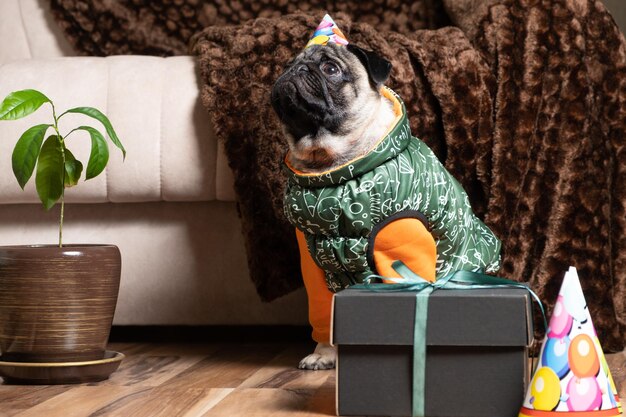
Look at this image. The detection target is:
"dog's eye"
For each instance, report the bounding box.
[320,62,341,76]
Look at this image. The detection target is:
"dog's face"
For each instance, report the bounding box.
[271,43,392,170]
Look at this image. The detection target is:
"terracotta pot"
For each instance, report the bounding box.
[0,245,121,363]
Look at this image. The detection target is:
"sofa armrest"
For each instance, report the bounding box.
[0,55,235,204]
[0,0,74,64]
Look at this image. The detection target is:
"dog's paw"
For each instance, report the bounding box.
[298,342,336,370]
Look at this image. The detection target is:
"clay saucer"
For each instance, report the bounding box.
[0,350,124,385]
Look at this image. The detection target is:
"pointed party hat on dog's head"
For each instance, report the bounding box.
[305,14,349,49]
[519,267,623,416]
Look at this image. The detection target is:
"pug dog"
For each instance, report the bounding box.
[271,42,395,370]
[271,24,501,372]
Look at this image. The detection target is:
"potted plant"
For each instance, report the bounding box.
[0,89,126,384]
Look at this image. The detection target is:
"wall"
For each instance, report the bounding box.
[603,0,626,34]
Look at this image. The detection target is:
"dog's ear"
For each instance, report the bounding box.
[347,44,392,87]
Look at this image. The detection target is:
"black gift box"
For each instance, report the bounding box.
[332,288,534,417]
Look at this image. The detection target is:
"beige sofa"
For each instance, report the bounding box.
[0,0,308,326]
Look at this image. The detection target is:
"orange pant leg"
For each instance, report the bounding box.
[297,218,436,344]
[296,229,334,344]
[371,218,437,283]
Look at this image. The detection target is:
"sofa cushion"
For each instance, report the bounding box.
[0,56,224,203]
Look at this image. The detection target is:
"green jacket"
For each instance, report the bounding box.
[284,89,501,292]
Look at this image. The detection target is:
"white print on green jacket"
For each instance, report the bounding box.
[284,88,501,292]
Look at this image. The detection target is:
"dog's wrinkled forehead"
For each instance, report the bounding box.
[290,44,365,77]
[299,43,347,61]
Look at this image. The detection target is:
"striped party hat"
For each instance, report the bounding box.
[305,14,348,49]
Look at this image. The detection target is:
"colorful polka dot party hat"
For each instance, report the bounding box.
[519,267,622,417]
[305,14,348,49]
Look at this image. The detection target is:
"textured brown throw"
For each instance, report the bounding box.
[49,0,626,351]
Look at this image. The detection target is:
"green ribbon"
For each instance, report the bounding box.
[350,261,546,417]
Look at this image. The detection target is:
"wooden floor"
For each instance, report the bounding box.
[0,342,624,417]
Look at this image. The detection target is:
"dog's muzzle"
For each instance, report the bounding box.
[271,68,328,140]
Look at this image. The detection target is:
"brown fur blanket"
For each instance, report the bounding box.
[49,0,626,350]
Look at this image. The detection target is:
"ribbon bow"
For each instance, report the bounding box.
[350,261,546,417]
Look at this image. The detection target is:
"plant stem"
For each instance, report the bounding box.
[51,102,65,248]
[59,190,64,248]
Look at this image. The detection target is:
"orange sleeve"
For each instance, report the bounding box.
[296,229,333,344]
[371,218,437,283]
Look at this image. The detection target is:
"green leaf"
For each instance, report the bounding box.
[35,136,64,210]
[63,107,125,159]
[73,126,109,180]
[11,124,50,189]
[0,89,50,120]
[63,148,83,187]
